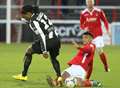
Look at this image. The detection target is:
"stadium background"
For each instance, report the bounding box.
[0,0,120,88]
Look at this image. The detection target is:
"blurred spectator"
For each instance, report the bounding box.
[0,0,6,5]
[50,0,68,18]
[0,0,6,19]
[96,0,100,5]
[76,0,85,5]
[50,0,62,18]
[0,0,6,42]
[50,0,57,18]
[61,0,68,15]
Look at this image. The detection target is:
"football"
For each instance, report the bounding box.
[65,77,77,88]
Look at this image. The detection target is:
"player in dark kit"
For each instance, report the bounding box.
[13,5,62,83]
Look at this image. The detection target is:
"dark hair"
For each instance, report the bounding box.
[82,32,94,38]
[21,5,39,14]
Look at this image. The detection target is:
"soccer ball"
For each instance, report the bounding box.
[65,77,77,88]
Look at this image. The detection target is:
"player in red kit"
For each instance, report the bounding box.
[46,31,102,87]
[67,33,95,80]
[80,0,110,73]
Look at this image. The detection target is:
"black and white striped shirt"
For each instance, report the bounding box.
[22,12,58,53]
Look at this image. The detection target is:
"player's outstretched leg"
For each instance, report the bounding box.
[91,80,103,87]
[46,76,57,87]
[77,79,102,87]
[13,46,33,81]
[46,75,64,87]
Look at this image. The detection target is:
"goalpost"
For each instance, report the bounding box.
[6,0,11,44]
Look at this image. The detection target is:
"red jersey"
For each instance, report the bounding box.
[68,43,96,72]
[80,7,109,38]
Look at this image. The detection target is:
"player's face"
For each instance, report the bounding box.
[21,12,32,21]
[82,35,90,44]
[86,0,94,9]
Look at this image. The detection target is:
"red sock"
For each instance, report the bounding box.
[100,53,109,71]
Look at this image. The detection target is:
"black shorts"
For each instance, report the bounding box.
[32,37,61,57]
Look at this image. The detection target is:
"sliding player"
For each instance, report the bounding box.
[47,31,102,87]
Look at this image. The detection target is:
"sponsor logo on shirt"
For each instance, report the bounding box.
[86,18,97,22]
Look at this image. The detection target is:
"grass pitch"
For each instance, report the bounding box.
[0,43,120,88]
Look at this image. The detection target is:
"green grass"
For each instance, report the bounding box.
[0,43,120,88]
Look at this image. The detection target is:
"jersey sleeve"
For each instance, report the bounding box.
[81,44,95,56]
[30,20,47,53]
[80,12,86,30]
[81,45,92,54]
[100,10,109,32]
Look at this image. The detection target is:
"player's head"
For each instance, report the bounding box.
[86,0,95,9]
[20,5,39,20]
[82,31,93,44]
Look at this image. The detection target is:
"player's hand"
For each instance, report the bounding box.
[72,39,82,49]
[16,15,22,20]
[72,40,79,48]
[107,31,112,38]
[43,51,49,59]
[71,39,76,45]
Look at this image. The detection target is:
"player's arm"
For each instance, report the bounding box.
[31,21,48,58]
[72,40,83,49]
[80,12,87,30]
[100,10,110,34]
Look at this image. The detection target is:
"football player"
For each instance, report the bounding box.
[47,31,102,87]
[13,5,62,83]
[80,0,110,74]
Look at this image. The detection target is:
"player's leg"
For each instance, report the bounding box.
[49,49,62,86]
[21,40,43,77]
[48,38,61,77]
[13,40,42,80]
[97,47,110,72]
[46,72,101,87]
[22,45,33,76]
[46,69,70,87]
[22,39,43,76]
[49,50,61,77]
[61,67,95,87]
[62,65,87,85]
[61,71,70,81]
[76,78,102,87]
[48,37,62,85]
[92,36,109,72]
[13,45,33,81]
